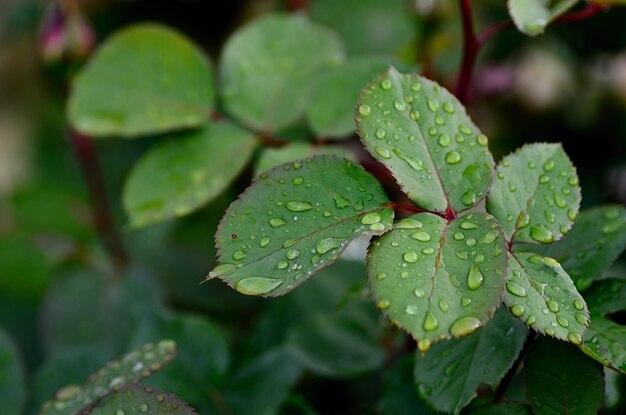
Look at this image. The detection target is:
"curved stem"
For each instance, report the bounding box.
[456,0,478,104]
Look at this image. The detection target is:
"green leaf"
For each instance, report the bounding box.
[525,338,604,415]
[0,329,25,415]
[468,403,532,415]
[414,308,527,414]
[356,67,494,213]
[487,143,581,244]
[255,142,353,176]
[123,120,256,227]
[367,212,507,350]
[525,205,626,290]
[508,0,581,36]
[310,0,417,57]
[579,279,626,374]
[503,252,589,343]
[40,339,177,415]
[306,57,391,138]
[219,14,344,133]
[68,24,214,138]
[88,384,198,415]
[379,356,437,415]
[211,155,394,297]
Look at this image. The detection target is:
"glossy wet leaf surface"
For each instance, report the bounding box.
[220,13,344,133]
[367,212,507,350]
[487,143,581,244]
[508,0,581,36]
[579,279,626,374]
[503,252,588,343]
[123,121,256,227]
[0,329,25,415]
[68,24,214,137]
[212,155,393,297]
[525,338,604,415]
[88,384,198,415]
[40,339,176,415]
[356,67,494,213]
[414,308,527,414]
[526,205,626,290]
[307,57,391,138]
[254,142,353,176]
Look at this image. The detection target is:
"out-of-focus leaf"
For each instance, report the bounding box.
[468,402,533,415]
[220,14,344,133]
[508,0,581,36]
[123,120,256,227]
[211,156,393,297]
[414,308,527,414]
[379,355,437,415]
[0,328,25,415]
[255,143,353,176]
[88,384,198,415]
[69,24,214,138]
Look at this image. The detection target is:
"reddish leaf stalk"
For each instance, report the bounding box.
[69,130,129,272]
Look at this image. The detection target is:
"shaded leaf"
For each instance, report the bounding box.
[220,14,344,132]
[379,356,437,415]
[40,340,177,415]
[367,212,507,350]
[526,205,626,290]
[525,338,604,415]
[580,279,626,374]
[503,252,589,343]
[88,384,198,414]
[306,57,391,138]
[123,120,256,227]
[468,402,532,415]
[255,143,353,176]
[508,0,580,36]
[414,308,527,414]
[211,156,394,297]
[0,328,25,415]
[356,67,494,213]
[487,143,581,244]
[69,24,214,137]
[310,0,417,57]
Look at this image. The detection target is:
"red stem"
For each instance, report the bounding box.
[286,0,308,12]
[555,3,606,23]
[69,130,129,272]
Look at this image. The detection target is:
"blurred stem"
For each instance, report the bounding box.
[286,0,308,12]
[69,130,129,273]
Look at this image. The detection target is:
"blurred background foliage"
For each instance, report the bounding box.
[0,0,625,414]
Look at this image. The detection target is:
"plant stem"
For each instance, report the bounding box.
[286,0,308,12]
[555,3,606,23]
[493,332,537,403]
[456,0,478,104]
[69,130,129,272]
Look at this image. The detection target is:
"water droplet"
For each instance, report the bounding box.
[393,148,424,170]
[260,237,271,247]
[465,238,477,246]
[140,403,149,412]
[236,277,283,295]
[210,263,238,277]
[414,287,425,297]
[443,102,455,114]
[460,221,478,230]
[439,299,449,313]
[269,218,287,228]
[394,100,407,111]
[410,231,431,242]
[476,134,488,146]
[116,410,125,415]
[334,193,351,209]
[409,109,420,121]
[358,104,371,116]
[370,223,386,231]
[405,304,418,315]
[422,247,435,255]
[445,151,462,165]
[376,272,386,280]
[567,332,582,345]
[506,281,528,297]
[286,201,313,212]
[287,249,300,260]
[277,261,289,269]
[403,251,419,263]
[574,299,584,311]
[467,265,484,290]
[395,218,423,229]
[557,317,569,327]
[543,159,555,172]
[454,232,464,240]
[317,238,340,254]
[530,225,554,243]
[575,313,587,325]
[544,210,556,224]
[378,299,390,309]
[527,315,536,325]
[375,146,391,159]
[417,338,431,352]
[361,212,381,225]
[510,304,525,317]
[450,316,481,336]
[292,176,304,186]
[233,250,246,261]
[424,312,438,331]
[461,190,476,207]
[438,134,451,147]
[547,300,560,313]
[461,297,472,307]
[380,79,392,90]
[539,174,550,184]
[426,97,439,112]
[375,128,386,139]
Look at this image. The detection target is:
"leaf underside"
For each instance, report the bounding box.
[508,0,581,36]
[212,155,394,297]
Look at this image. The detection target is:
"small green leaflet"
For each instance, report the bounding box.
[508,0,581,36]
[211,156,394,297]
[503,252,588,344]
[0,329,25,415]
[88,384,198,415]
[367,212,507,350]
[40,340,177,415]
[414,308,527,414]
[123,121,256,227]
[219,13,344,133]
[580,279,626,374]
[487,143,581,244]
[525,338,604,415]
[526,205,626,290]
[356,67,494,214]
[68,24,214,138]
